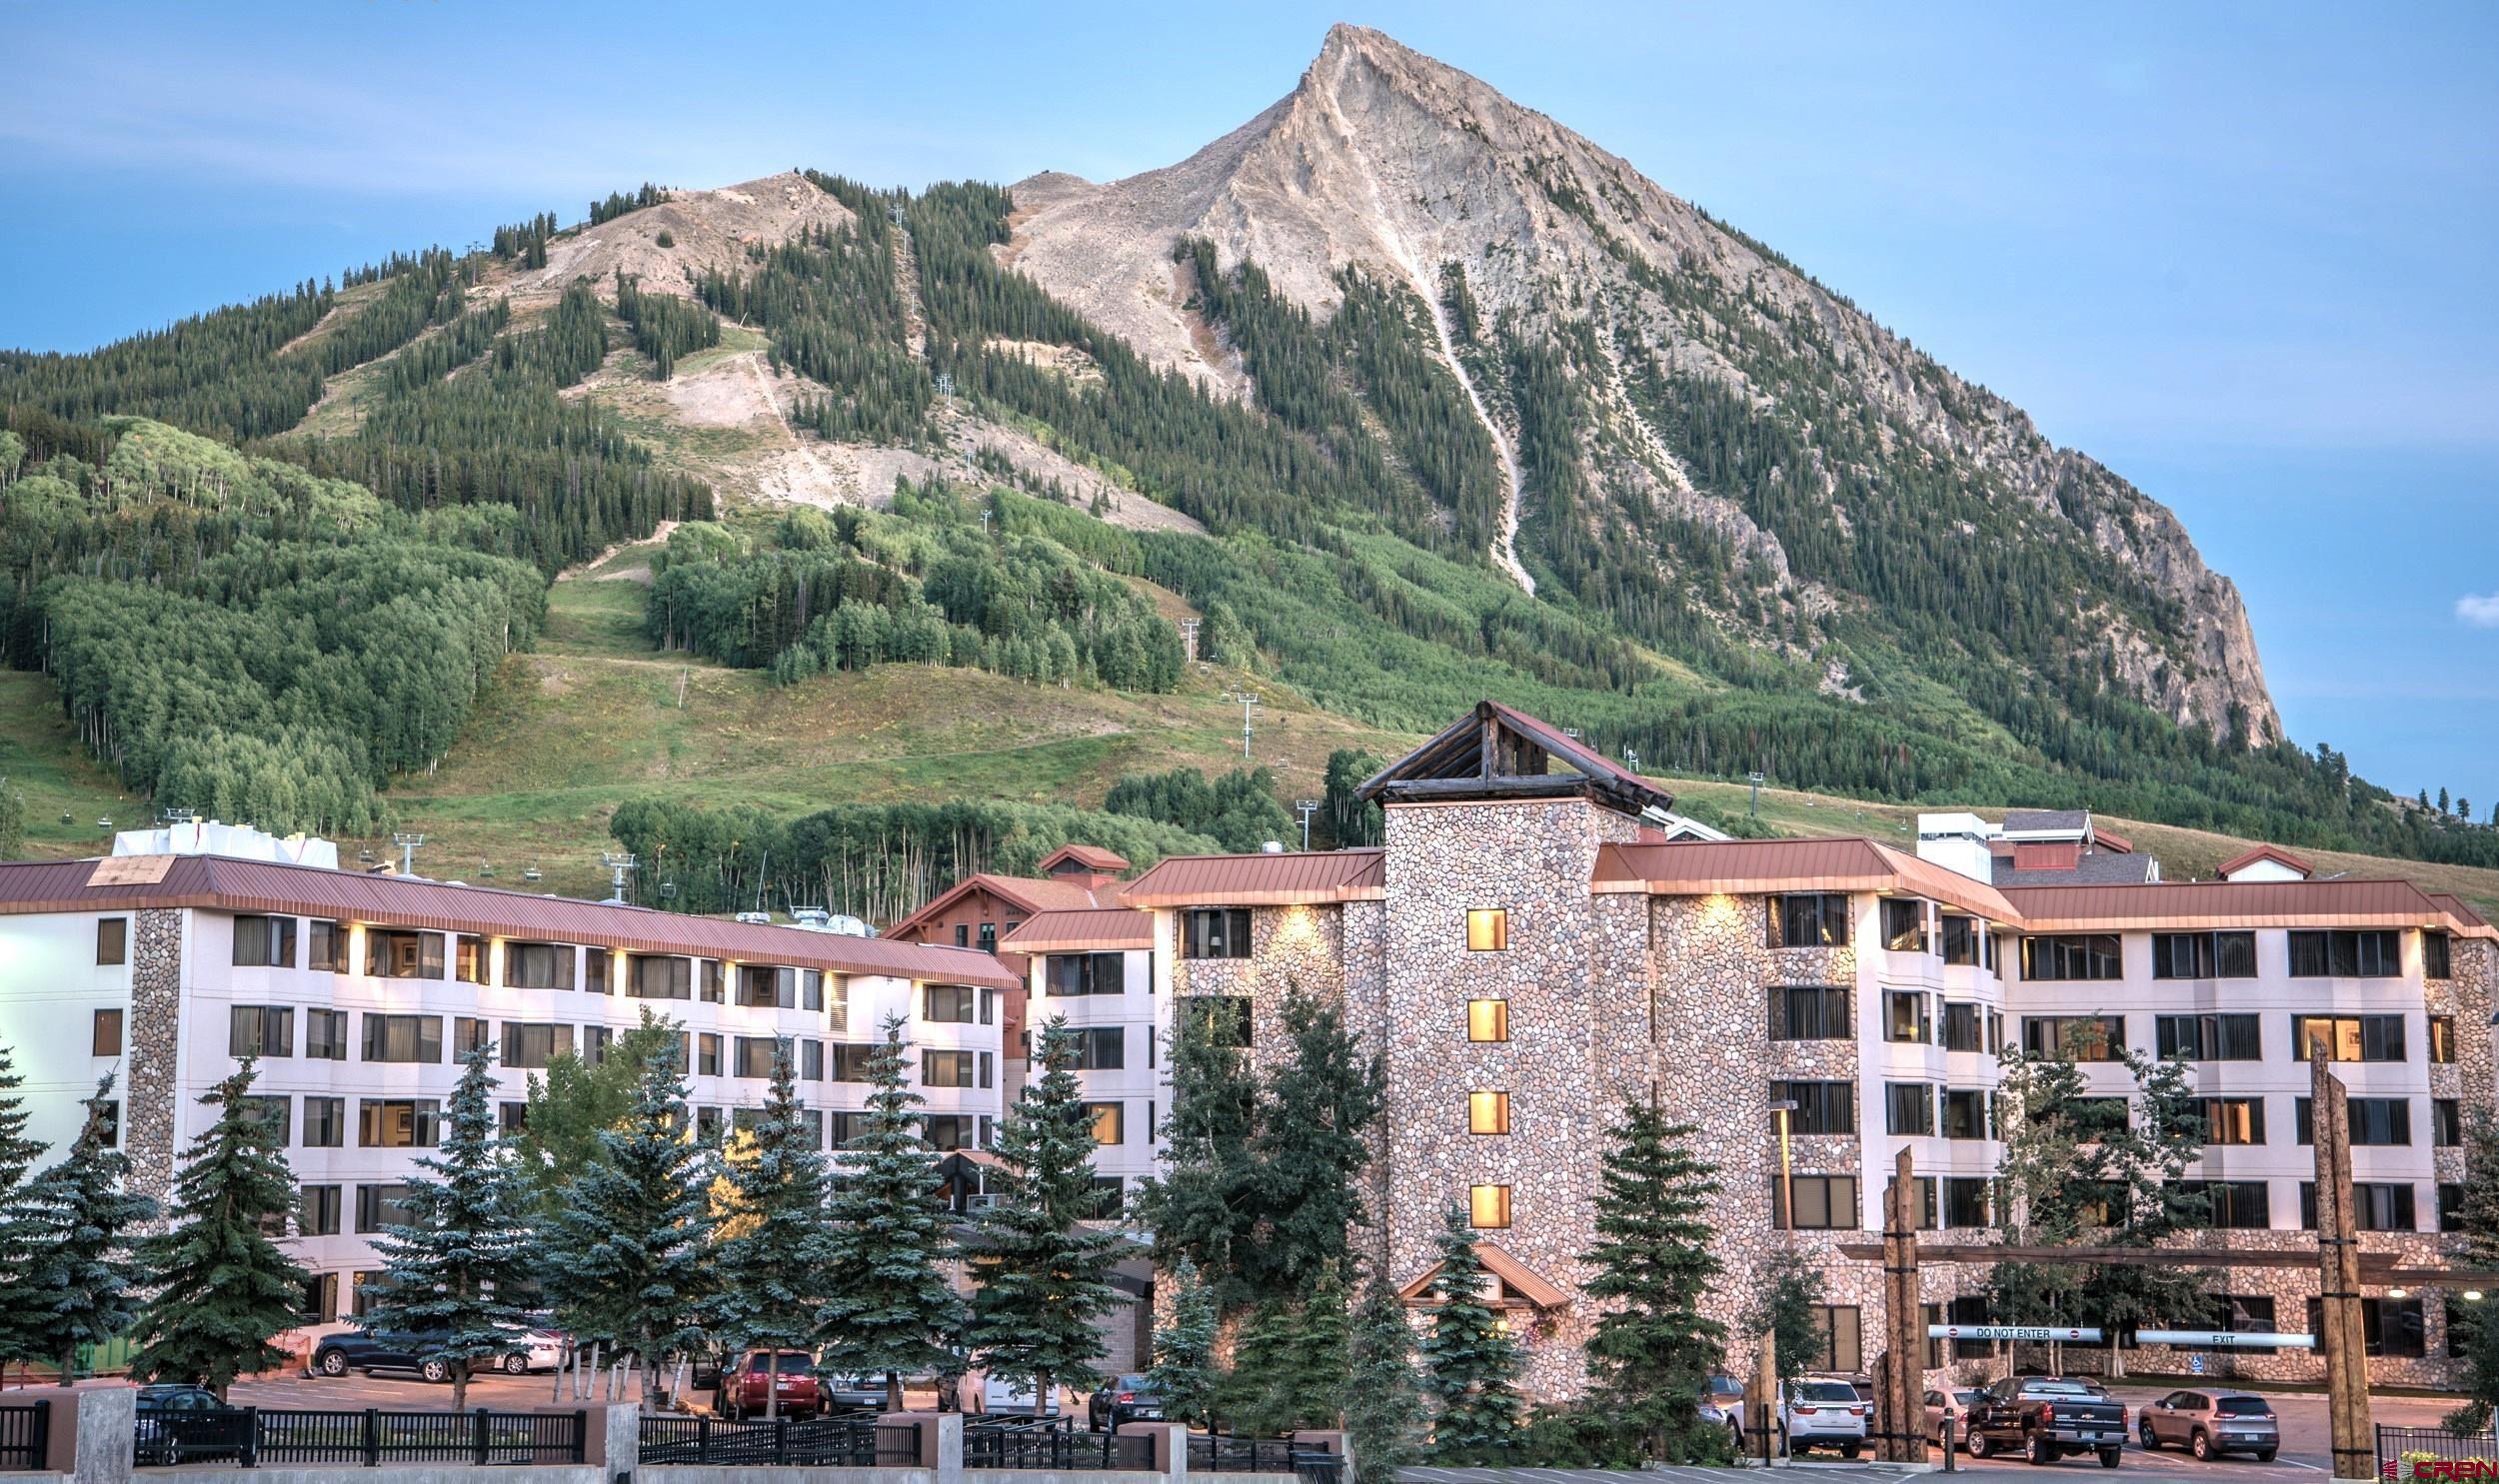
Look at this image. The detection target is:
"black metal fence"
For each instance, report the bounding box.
[0,1403,48,1472]
[2377,1425,2499,1478]
[638,1414,923,1467]
[965,1416,1155,1470]
[1189,1435,1298,1473]
[133,1407,586,1468]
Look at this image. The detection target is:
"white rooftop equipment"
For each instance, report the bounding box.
[111,819,339,870]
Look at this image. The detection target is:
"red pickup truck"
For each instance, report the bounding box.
[715,1350,823,1419]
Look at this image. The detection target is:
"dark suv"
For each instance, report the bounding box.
[309,1328,515,1382]
[1088,1376,1164,1430]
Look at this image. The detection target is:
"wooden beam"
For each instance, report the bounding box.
[2316,1052,2373,1481]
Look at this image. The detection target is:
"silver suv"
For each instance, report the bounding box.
[2139,1388,2280,1461]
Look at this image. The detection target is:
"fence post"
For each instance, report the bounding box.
[696,1414,711,1464]
[241,1404,259,1468]
[775,1414,790,1466]
[473,1407,490,1467]
[362,1408,380,1469]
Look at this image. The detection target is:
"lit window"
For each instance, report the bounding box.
[1469,1091,1510,1135]
[1465,909,1508,952]
[1469,1183,1512,1229]
[1467,999,1509,1043]
[1085,1102,1126,1145]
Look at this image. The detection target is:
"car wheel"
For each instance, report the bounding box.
[1842,1443,1863,1460]
[2140,1420,2160,1450]
[2192,1430,2213,1461]
[1970,1432,1994,1460]
[2257,1451,2277,1463]
[2025,1431,2051,1465]
[420,1358,451,1384]
[503,1352,530,1374]
[2099,1448,2122,1469]
[317,1349,348,1377]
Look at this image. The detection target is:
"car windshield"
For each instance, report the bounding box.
[1119,1376,1152,1390]
[2215,1398,2273,1417]
[1797,1382,1857,1402]
[1708,1377,1744,1396]
[749,1354,814,1373]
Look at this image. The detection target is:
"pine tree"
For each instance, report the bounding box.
[1989,1027,2108,1366]
[1146,1255,1220,1428]
[547,1022,713,1397]
[2096,1046,2211,1372]
[1132,1001,1259,1310]
[20,1073,156,1384]
[1344,1273,1427,1484]
[2444,1109,2499,1430]
[0,1040,50,1374]
[968,1018,1124,1413]
[818,1016,960,1411]
[1743,1247,1822,1388]
[128,1058,312,1397]
[1246,990,1383,1297]
[360,1041,533,1410]
[1578,1101,1725,1461]
[712,1041,837,1418]
[1417,1206,1521,1462]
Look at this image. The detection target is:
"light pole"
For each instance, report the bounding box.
[1768,1097,1797,1228]
[1294,798,1318,851]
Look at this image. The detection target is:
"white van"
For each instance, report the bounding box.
[981,1374,1062,1416]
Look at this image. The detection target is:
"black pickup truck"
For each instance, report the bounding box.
[1965,1376,2128,1467]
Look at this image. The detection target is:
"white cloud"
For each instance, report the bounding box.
[2459,594,2499,629]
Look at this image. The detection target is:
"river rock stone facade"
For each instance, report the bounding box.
[124,906,185,1208]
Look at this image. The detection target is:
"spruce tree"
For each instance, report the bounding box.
[1578,1101,1724,1461]
[1146,1255,1220,1428]
[547,1022,713,1398]
[1132,1000,1259,1310]
[1247,990,1383,1297]
[713,1041,835,1417]
[0,1040,50,1375]
[360,1041,533,1410]
[1743,1247,1822,1388]
[1344,1273,1427,1484]
[129,1058,312,1398]
[21,1073,156,1384]
[968,1018,1124,1414]
[2444,1109,2499,1430]
[818,1017,960,1411]
[1417,1206,1521,1462]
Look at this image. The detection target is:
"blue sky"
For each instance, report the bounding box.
[4,0,2493,813]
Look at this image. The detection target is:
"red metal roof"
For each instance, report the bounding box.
[1039,844,1131,872]
[1593,837,2019,920]
[999,907,1155,952]
[2215,843,2316,879]
[885,871,1109,940]
[0,855,1018,987]
[1120,848,1385,907]
[2002,877,2450,931]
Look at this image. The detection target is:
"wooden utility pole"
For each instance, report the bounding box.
[2312,1050,2374,1480]
[1750,1328,1779,1466]
[1880,1149,1928,1463]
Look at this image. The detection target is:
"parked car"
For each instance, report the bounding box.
[716,1349,824,1420]
[133,1385,248,1466]
[820,1372,895,1411]
[1781,1377,1867,1458]
[1924,1387,1985,1451]
[1089,1375,1164,1431]
[2139,1388,2279,1462]
[983,1373,1061,1416]
[1965,1375,2127,1467]
[1701,1374,1748,1443]
[308,1326,536,1381]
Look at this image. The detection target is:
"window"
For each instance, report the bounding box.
[733,1036,784,1079]
[2301,1181,2419,1232]
[305,919,342,972]
[1072,1027,1126,1070]
[1468,1091,1510,1135]
[2289,929,2401,978]
[499,1102,527,1135]
[232,914,297,968]
[925,984,978,1023]
[2202,1098,2265,1145]
[238,1094,290,1144]
[1806,1306,1863,1373]
[2020,934,2122,980]
[455,934,486,984]
[953,924,969,948]
[229,1005,293,1058]
[1047,953,1126,996]
[830,1043,875,1081]
[449,1016,486,1058]
[2293,1014,2406,1062]
[1883,898,1928,952]
[2213,1295,2279,1351]
[1767,893,1849,948]
[1463,907,1509,952]
[926,1050,978,1087]
[694,1033,721,1077]
[305,1008,347,1060]
[978,923,997,953]
[1943,1177,1991,1228]
[300,1185,341,1236]
[1885,1082,1935,1135]
[980,987,996,1025]
[701,959,724,1003]
[2072,1097,2131,1138]
[2425,931,2455,980]
[358,1099,441,1148]
[91,1008,122,1056]
[1941,915,1980,965]
[629,954,691,999]
[1085,1102,1125,1145]
[1774,1174,1860,1230]
[2431,1016,2457,1064]
[739,964,798,1009]
[2151,931,2257,979]
[2305,1296,2425,1357]
[2437,1099,2463,1147]
[826,976,851,1035]
[828,1110,870,1149]
[2443,1184,2469,1233]
[501,1023,571,1069]
[303,1097,345,1148]
[355,1184,413,1234]
[585,950,610,994]
[505,941,573,989]
[1768,985,1850,1040]
[1189,996,1253,1048]
[1772,1080,1855,1135]
[801,1040,825,1081]
[366,929,444,979]
[1884,991,1932,1044]
[1467,999,1510,1042]
[693,1106,723,1142]
[1941,1002,1981,1052]
[2187,1180,2272,1229]
[2292,1096,2410,1146]
[924,1114,976,1149]
[2156,1013,2261,1061]
[96,916,128,965]
[1468,1183,1512,1229]
[1942,1089,1990,1140]
[2020,1015,2124,1060]
[1183,907,1252,959]
[360,1013,441,1063]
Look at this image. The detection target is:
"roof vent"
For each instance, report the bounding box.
[1260,840,1285,853]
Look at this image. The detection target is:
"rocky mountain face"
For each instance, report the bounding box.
[1009,24,2276,743]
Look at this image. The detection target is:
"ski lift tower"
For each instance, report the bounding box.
[1223,691,1261,761]
[391,832,426,876]
[1294,798,1319,851]
[600,851,639,905]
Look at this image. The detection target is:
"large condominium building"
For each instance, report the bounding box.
[0,837,1018,1326]
[1002,703,2499,1395]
